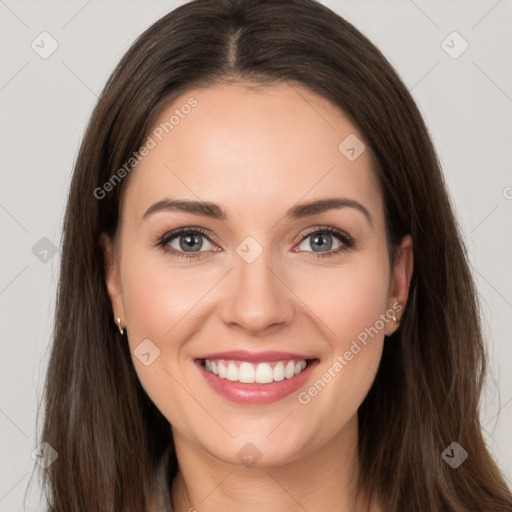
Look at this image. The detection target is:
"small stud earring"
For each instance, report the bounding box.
[391,311,400,325]
[385,304,401,337]
[116,317,124,335]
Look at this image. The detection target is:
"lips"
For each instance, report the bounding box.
[194,350,320,404]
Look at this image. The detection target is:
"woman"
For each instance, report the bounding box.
[36,0,512,510]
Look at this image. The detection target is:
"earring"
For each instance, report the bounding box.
[116,317,125,335]
[385,304,401,338]
[391,311,400,326]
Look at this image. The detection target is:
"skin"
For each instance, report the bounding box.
[101,82,413,512]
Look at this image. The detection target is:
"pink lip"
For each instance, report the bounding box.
[194,358,320,405]
[195,350,313,363]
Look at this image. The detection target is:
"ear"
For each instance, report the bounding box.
[99,232,125,325]
[386,234,413,335]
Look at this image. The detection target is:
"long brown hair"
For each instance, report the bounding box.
[34,0,512,510]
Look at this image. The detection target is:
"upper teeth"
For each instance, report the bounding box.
[204,359,308,384]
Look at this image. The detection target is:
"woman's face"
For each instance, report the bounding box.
[102,82,412,468]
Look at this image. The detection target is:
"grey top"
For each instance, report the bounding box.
[153,446,173,512]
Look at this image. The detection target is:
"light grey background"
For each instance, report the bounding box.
[1,0,511,509]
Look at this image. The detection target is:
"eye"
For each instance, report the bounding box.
[157,227,218,260]
[294,226,354,258]
[156,225,355,261]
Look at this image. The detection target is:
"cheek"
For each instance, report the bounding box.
[292,254,390,348]
[117,240,230,416]
[120,245,209,344]
[118,244,208,425]
[292,254,390,413]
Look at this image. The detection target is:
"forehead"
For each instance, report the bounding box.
[123,82,383,228]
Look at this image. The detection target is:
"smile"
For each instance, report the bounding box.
[194,354,319,405]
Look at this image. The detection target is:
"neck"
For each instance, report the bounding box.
[170,415,377,512]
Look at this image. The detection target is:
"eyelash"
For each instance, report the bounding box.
[156,226,355,261]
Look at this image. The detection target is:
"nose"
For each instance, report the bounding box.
[219,248,295,335]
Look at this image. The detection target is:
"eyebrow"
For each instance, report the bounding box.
[142,197,373,227]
